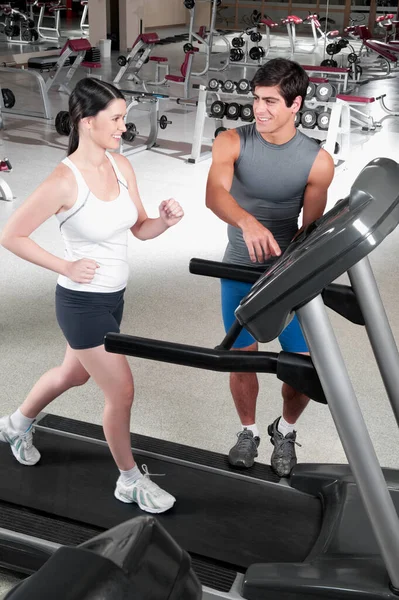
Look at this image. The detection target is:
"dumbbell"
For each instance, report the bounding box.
[225,102,241,120]
[337,38,349,49]
[326,42,340,56]
[306,81,316,101]
[230,48,245,62]
[320,59,338,67]
[117,55,128,67]
[214,126,227,138]
[208,78,222,91]
[315,82,336,102]
[2,88,15,109]
[221,79,236,93]
[236,79,251,94]
[122,122,138,142]
[347,52,359,64]
[240,104,254,122]
[301,108,317,129]
[317,109,331,130]
[210,100,226,118]
[250,31,262,43]
[158,115,172,130]
[183,0,195,9]
[55,110,71,136]
[232,36,245,48]
[249,46,265,61]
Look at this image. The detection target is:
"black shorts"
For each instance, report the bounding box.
[55,284,125,350]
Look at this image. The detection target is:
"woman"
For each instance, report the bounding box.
[0,78,184,514]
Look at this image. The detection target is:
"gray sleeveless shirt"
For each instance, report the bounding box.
[223,124,320,268]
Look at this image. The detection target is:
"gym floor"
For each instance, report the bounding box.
[0,18,399,596]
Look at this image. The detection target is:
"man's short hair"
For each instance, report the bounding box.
[251,58,309,109]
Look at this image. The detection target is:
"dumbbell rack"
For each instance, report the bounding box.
[229,31,266,69]
[189,84,254,164]
[299,97,351,165]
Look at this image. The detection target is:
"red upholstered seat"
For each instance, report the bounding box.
[303,64,350,73]
[67,38,92,52]
[337,94,375,103]
[149,56,168,62]
[284,15,303,24]
[81,61,102,68]
[261,18,278,27]
[165,75,185,82]
[309,76,329,83]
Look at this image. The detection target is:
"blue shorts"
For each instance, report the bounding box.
[221,278,308,352]
[55,284,125,350]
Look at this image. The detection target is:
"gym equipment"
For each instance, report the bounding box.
[207,77,221,91]
[225,102,241,120]
[317,109,331,130]
[113,33,170,87]
[33,0,68,41]
[240,104,254,122]
[0,155,13,201]
[1,87,15,108]
[184,0,230,77]
[301,108,317,128]
[2,161,399,599]
[80,0,88,36]
[0,2,39,44]
[236,78,250,94]
[209,100,226,118]
[343,24,398,78]
[121,122,137,142]
[4,516,201,599]
[190,85,253,163]
[221,79,235,93]
[229,47,244,62]
[104,157,399,599]
[248,45,265,60]
[0,38,101,121]
[315,81,336,101]
[214,126,227,137]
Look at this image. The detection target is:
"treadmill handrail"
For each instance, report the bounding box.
[104,334,327,404]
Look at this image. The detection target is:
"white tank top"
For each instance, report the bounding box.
[56,151,138,293]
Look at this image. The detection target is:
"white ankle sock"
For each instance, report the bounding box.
[10,409,35,433]
[278,416,296,437]
[242,423,260,439]
[119,465,143,486]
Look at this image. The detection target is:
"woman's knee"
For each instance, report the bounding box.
[105,381,134,410]
[59,365,90,388]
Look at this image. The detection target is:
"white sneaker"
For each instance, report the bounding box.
[0,416,41,466]
[114,465,176,513]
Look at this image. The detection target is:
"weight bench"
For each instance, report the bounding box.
[164,48,197,99]
[114,33,169,86]
[27,38,101,94]
[303,64,351,93]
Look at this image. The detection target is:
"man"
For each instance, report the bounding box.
[206,58,334,476]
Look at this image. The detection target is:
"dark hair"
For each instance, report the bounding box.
[67,78,125,155]
[250,58,309,110]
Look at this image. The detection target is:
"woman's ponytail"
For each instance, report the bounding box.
[67,124,79,156]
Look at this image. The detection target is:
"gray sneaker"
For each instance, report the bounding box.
[268,417,301,477]
[228,428,260,468]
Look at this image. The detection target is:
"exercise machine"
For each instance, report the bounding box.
[104,157,399,598]
[4,516,201,599]
[0,159,398,599]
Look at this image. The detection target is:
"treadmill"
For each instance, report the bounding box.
[0,157,399,599]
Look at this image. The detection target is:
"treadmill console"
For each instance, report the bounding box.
[235,157,399,342]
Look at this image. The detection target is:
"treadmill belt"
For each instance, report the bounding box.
[0,430,322,569]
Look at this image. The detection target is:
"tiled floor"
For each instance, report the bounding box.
[0,19,399,597]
